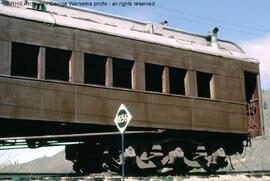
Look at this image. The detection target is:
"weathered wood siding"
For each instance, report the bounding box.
[0,77,247,133]
[0,15,260,134]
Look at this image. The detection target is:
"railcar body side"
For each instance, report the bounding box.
[0,2,262,174]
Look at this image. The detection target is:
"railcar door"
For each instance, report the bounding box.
[244,71,262,137]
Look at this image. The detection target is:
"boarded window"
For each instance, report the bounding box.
[197,71,213,98]
[45,47,71,81]
[145,63,164,92]
[169,67,187,95]
[84,54,106,85]
[11,42,39,78]
[113,58,134,89]
[244,72,257,103]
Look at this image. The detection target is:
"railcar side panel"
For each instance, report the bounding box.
[0,13,261,135]
[0,77,246,133]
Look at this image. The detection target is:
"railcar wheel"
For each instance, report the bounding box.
[202,154,228,174]
[172,157,190,175]
[102,148,143,175]
[65,144,104,174]
[204,165,219,174]
[102,150,121,173]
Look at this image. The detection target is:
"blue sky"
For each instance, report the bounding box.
[85,0,270,42]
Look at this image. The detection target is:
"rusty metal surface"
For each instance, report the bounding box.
[0,15,260,103]
[0,13,261,136]
[0,15,256,77]
[247,84,261,137]
[0,130,161,141]
[0,76,247,134]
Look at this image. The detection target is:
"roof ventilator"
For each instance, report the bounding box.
[26,0,46,11]
[146,23,163,35]
[160,20,168,27]
[206,27,219,48]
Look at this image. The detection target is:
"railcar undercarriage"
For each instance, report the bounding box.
[65,130,247,175]
[0,118,248,175]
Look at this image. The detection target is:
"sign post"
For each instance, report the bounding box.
[114,104,132,181]
[121,132,124,180]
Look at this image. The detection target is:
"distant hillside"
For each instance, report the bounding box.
[0,150,73,173]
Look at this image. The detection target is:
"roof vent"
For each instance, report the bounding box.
[206,27,219,48]
[25,0,46,11]
[160,20,168,27]
[146,23,163,35]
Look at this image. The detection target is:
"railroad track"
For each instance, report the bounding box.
[0,173,76,180]
[1,171,270,180]
[191,170,270,176]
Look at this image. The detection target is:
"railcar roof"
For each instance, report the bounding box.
[0,0,258,62]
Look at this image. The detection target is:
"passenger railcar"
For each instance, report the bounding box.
[0,0,263,174]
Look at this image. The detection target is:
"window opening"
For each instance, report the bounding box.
[169,67,187,95]
[11,42,39,78]
[145,63,164,92]
[197,71,213,98]
[113,58,134,89]
[45,47,71,81]
[84,54,106,85]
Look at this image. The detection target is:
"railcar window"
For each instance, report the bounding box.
[11,42,39,78]
[84,54,106,85]
[169,67,187,95]
[197,71,213,98]
[113,58,134,89]
[244,71,257,103]
[45,47,71,81]
[264,101,267,110]
[145,63,164,92]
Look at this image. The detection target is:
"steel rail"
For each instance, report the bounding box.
[1,170,270,179]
